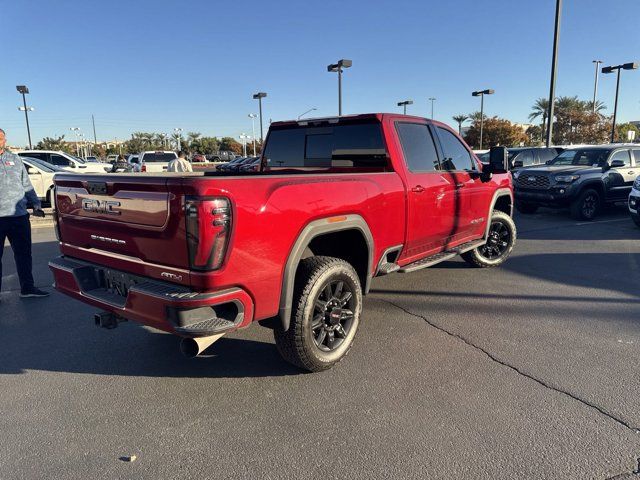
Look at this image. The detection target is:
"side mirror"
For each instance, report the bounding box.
[545,160,552,165]
[488,146,509,174]
[26,166,38,174]
[513,160,523,169]
[610,159,625,168]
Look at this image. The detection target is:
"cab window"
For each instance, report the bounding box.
[436,127,474,170]
[395,123,440,172]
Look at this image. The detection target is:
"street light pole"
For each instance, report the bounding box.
[545,0,563,147]
[327,59,352,116]
[92,114,98,143]
[248,114,257,156]
[602,62,639,143]
[397,100,413,115]
[429,97,436,119]
[239,134,250,157]
[174,127,183,150]
[612,68,621,142]
[472,89,494,150]
[70,127,80,156]
[591,60,603,113]
[297,107,317,120]
[16,86,33,149]
[252,92,267,143]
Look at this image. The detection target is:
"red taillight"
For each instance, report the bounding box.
[141,163,147,172]
[185,198,232,271]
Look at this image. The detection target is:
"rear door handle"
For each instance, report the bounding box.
[411,185,425,193]
[629,171,635,175]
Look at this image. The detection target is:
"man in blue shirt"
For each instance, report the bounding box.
[0,128,49,299]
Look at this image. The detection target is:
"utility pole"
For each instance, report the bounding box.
[545,0,562,147]
[429,97,436,119]
[252,92,267,143]
[92,115,97,143]
[248,114,257,156]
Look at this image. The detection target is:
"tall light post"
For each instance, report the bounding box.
[545,0,563,147]
[591,60,603,113]
[239,133,250,157]
[16,85,33,149]
[472,89,494,150]
[602,62,639,143]
[174,127,183,150]
[327,59,352,116]
[70,127,80,156]
[252,92,267,143]
[248,113,258,156]
[297,107,317,120]
[397,100,413,115]
[428,97,436,119]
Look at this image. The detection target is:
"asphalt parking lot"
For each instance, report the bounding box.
[1,208,639,480]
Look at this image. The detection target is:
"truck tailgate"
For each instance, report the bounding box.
[54,174,191,284]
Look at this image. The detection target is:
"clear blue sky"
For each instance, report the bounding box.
[1,0,639,146]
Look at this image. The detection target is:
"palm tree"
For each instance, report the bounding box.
[586,100,607,114]
[529,98,550,136]
[187,132,202,146]
[452,115,469,135]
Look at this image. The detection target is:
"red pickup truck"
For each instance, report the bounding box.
[49,113,515,372]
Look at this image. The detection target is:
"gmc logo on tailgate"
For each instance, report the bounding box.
[82,199,121,215]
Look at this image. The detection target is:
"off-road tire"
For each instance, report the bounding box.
[515,202,538,214]
[461,211,516,268]
[274,256,362,372]
[570,188,601,221]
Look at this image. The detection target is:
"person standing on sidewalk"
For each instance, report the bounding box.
[0,128,49,299]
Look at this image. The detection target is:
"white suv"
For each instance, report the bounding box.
[135,151,178,173]
[18,150,111,173]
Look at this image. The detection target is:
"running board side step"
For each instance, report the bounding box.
[397,239,486,273]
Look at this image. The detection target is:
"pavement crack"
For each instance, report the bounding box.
[381,298,640,435]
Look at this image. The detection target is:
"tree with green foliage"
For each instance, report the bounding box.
[464,116,529,148]
[615,122,639,142]
[35,135,73,153]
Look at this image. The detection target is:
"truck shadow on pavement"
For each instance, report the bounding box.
[0,296,301,378]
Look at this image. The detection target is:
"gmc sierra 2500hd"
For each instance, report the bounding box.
[49,113,515,372]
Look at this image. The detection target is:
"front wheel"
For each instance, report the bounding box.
[632,214,640,228]
[461,211,517,268]
[274,256,362,372]
[570,189,601,220]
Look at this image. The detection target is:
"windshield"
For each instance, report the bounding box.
[142,152,178,162]
[72,156,86,164]
[263,121,387,169]
[548,149,610,167]
[85,157,99,163]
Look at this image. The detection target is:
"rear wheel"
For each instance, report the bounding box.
[570,189,600,220]
[461,211,516,268]
[515,202,538,214]
[274,256,362,372]
[632,214,640,228]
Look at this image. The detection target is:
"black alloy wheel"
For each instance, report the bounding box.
[310,280,355,352]
[479,220,511,261]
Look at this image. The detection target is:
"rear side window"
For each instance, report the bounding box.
[396,123,439,172]
[143,153,178,162]
[436,127,474,170]
[633,149,640,165]
[517,150,534,166]
[263,122,387,169]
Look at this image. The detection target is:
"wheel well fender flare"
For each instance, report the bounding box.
[278,214,374,332]
[484,188,513,238]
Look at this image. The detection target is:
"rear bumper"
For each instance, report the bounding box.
[49,256,254,336]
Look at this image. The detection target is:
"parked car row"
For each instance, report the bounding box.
[513,144,640,225]
[215,156,261,172]
[17,150,111,173]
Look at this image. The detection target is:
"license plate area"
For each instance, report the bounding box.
[96,268,139,298]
